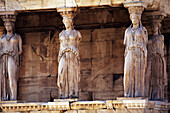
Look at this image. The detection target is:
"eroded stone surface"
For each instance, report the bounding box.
[0,0,169,15]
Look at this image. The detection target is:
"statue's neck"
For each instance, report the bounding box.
[66,27,73,31]
[132,24,139,29]
[7,31,14,35]
[153,32,159,36]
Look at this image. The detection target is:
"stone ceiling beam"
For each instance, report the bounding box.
[0,0,169,16]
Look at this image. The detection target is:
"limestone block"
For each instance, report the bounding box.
[22,45,32,61]
[18,76,57,87]
[1,0,170,16]
[5,0,65,11]
[92,91,121,100]
[18,86,57,102]
[76,0,111,6]
[0,26,4,36]
[79,91,92,101]
[97,109,116,113]
[19,61,38,77]
[80,59,92,70]
[24,32,41,44]
[79,75,91,92]
[79,42,92,59]
[88,74,113,92]
[65,110,78,113]
[78,110,96,113]
[92,57,124,76]
[92,28,115,41]
[29,44,48,61]
[112,39,125,58]
[112,75,124,93]
[49,60,58,76]
[112,0,125,5]
[51,31,60,44]
[75,12,96,25]
[92,41,112,58]
[48,44,59,60]
[79,30,91,42]
[92,28,126,42]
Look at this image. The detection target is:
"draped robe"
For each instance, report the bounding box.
[57,30,82,98]
[124,24,148,97]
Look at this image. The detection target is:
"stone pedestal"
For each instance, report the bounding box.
[0,100,25,104]
[0,99,168,113]
[107,97,169,113]
[54,98,79,102]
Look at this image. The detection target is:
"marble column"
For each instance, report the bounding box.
[0,12,22,101]
[123,1,148,97]
[57,7,82,99]
[146,12,167,101]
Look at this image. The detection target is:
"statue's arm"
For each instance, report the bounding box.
[18,35,23,55]
[77,31,82,44]
[123,29,128,45]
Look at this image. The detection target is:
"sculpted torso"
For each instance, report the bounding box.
[0,35,19,57]
[59,30,79,52]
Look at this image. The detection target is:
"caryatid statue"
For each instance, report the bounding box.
[123,4,148,97]
[146,14,167,100]
[0,14,22,101]
[57,8,82,99]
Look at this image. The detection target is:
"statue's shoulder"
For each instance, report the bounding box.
[159,34,164,38]
[142,26,147,31]
[75,29,81,34]
[125,26,131,34]
[73,29,81,38]
[15,33,21,38]
[59,30,65,37]
[0,34,5,39]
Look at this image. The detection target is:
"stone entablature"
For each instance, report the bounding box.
[0,0,169,15]
[0,98,169,113]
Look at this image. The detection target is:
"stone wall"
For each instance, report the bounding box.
[11,7,170,102]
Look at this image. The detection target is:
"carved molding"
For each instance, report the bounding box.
[0,99,169,112]
[57,7,77,19]
[0,11,17,22]
[146,11,166,23]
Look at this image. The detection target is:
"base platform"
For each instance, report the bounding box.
[0,98,169,113]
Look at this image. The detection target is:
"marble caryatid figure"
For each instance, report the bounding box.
[146,15,167,100]
[57,8,82,99]
[0,15,22,101]
[123,6,148,97]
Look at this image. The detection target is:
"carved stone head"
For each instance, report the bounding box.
[130,14,141,25]
[57,7,77,30]
[62,17,74,30]
[150,22,161,35]
[148,15,164,35]
[4,21,14,32]
[1,15,16,33]
[128,6,144,26]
